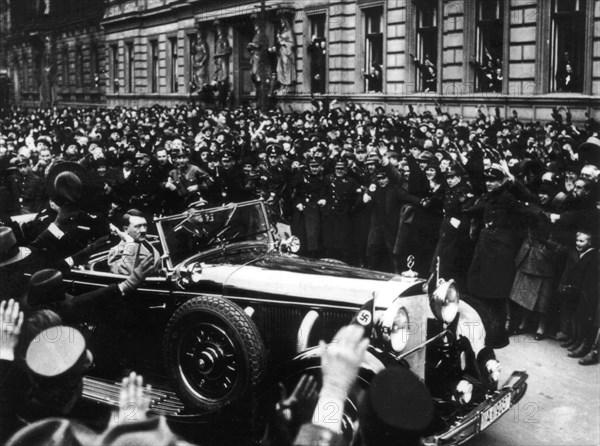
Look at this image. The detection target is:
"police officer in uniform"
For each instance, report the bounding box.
[290,157,326,257]
[321,159,359,262]
[130,150,161,218]
[467,165,543,348]
[430,165,476,291]
[26,162,109,271]
[259,145,291,223]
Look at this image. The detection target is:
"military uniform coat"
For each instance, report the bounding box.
[468,185,542,300]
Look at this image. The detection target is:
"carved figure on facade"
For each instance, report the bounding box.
[270,17,296,93]
[213,21,232,85]
[247,19,265,86]
[192,24,209,93]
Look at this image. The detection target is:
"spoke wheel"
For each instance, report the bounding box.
[164,295,265,411]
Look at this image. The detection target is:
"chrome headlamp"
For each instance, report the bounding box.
[430,279,460,324]
[379,300,410,353]
[177,262,203,287]
[280,236,301,254]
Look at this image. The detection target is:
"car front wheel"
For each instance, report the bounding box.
[163,295,266,411]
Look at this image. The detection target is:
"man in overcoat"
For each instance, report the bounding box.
[467,165,543,348]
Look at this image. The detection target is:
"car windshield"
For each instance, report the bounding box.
[157,200,272,267]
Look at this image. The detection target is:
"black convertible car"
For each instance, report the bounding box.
[54,199,527,444]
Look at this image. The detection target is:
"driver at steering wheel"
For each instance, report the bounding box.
[107,209,160,275]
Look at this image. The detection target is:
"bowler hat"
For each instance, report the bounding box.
[0,226,31,267]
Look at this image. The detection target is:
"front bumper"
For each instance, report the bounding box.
[423,370,529,446]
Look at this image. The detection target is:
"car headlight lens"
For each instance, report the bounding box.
[380,300,409,353]
[454,380,473,404]
[430,279,460,324]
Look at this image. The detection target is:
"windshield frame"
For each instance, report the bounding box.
[155,200,274,270]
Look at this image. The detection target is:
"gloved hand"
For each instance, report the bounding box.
[120,256,155,295]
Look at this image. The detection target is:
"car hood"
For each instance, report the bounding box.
[203,251,423,306]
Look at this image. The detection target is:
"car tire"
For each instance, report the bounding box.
[163,295,266,411]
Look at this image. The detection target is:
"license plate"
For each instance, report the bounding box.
[480,393,511,431]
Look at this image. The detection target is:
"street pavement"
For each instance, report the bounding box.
[469,333,600,446]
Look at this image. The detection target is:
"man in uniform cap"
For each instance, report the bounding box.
[467,164,544,348]
[321,159,360,262]
[430,164,475,292]
[290,157,326,257]
[21,326,93,422]
[26,162,108,270]
[166,148,213,210]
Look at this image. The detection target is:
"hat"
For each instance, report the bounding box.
[36,135,52,147]
[25,269,70,308]
[46,162,92,208]
[484,166,505,181]
[359,367,433,445]
[335,159,348,169]
[386,150,399,159]
[26,326,89,381]
[577,136,600,167]
[0,226,31,267]
[416,151,435,162]
[221,151,234,161]
[5,415,186,446]
[375,169,388,178]
[266,144,281,157]
[444,165,462,177]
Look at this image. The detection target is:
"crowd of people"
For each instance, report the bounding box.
[0,99,599,444]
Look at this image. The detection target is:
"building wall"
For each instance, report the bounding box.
[1,0,599,123]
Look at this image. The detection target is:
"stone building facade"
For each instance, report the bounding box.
[0,0,106,108]
[1,0,599,122]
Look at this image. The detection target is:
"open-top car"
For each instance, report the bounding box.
[57,199,527,444]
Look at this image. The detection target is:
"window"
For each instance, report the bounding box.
[169,37,178,93]
[126,42,134,93]
[550,0,586,92]
[22,51,28,91]
[62,46,69,87]
[308,14,326,94]
[111,44,119,91]
[364,6,383,93]
[90,44,99,80]
[76,45,84,87]
[150,40,159,93]
[474,0,503,92]
[415,0,438,92]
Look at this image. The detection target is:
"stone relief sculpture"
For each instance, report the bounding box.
[273,17,296,91]
[213,21,232,84]
[192,24,209,92]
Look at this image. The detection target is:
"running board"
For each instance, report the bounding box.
[82,376,186,417]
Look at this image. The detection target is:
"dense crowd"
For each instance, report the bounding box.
[0,100,599,445]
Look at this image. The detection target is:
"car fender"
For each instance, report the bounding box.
[456,300,487,356]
